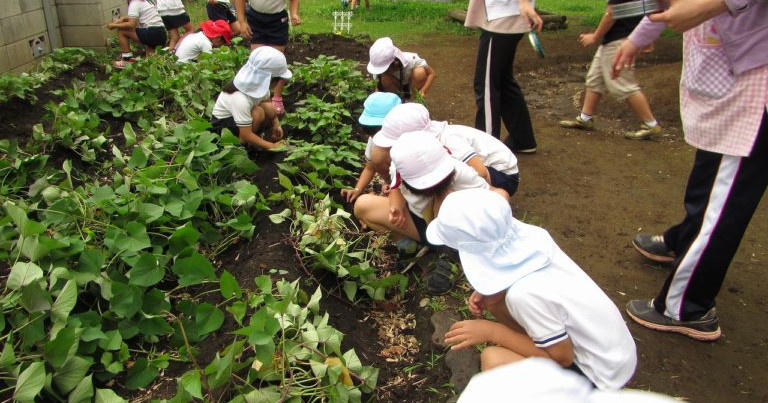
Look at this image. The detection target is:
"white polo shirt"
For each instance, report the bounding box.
[155,0,185,16]
[127,0,164,28]
[211,91,268,127]
[504,246,637,390]
[390,159,489,219]
[434,123,519,175]
[175,32,213,63]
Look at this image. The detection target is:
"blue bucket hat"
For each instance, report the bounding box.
[359,92,402,127]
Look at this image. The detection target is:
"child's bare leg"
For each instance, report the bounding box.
[353,194,421,241]
[625,91,656,123]
[167,28,180,50]
[409,67,427,97]
[116,29,138,53]
[480,346,526,371]
[377,74,400,94]
[581,89,602,116]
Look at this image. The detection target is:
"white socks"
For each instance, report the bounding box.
[580,112,593,121]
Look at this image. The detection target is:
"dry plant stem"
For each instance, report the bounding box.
[285,237,355,307]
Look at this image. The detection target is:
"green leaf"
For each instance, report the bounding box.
[95,388,128,403]
[180,370,203,399]
[14,362,45,403]
[219,270,242,299]
[127,254,164,287]
[5,203,46,236]
[20,282,52,312]
[0,340,16,368]
[168,222,201,256]
[125,357,158,390]
[98,330,122,351]
[343,281,357,301]
[51,280,78,323]
[68,374,93,403]
[171,252,216,286]
[45,326,79,369]
[110,282,144,318]
[123,122,137,147]
[138,316,173,336]
[226,300,246,325]
[7,262,44,290]
[128,147,148,168]
[54,356,92,394]
[196,302,224,335]
[119,222,152,252]
[139,203,164,223]
[176,168,199,190]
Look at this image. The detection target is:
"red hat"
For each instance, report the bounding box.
[201,20,232,44]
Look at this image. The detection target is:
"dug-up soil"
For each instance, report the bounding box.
[1,28,765,403]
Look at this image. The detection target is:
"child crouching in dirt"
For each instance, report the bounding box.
[367,37,436,102]
[354,132,506,294]
[209,47,291,151]
[175,20,233,63]
[341,92,402,203]
[428,188,636,389]
[107,0,167,69]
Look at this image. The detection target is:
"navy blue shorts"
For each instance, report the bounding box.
[210,116,239,136]
[487,166,519,196]
[207,2,237,23]
[408,210,429,245]
[246,8,289,46]
[161,13,191,30]
[136,26,167,49]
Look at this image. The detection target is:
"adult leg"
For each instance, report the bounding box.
[656,111,768,321]
[495,33,536,151]
[473,30,494,135]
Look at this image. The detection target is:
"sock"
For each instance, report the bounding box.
[121,52,134,60]
[579,112,592,121]
[644,120,658,128]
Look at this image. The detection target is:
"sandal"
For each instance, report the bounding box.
[113,58,136,69]
[425,258,458,296]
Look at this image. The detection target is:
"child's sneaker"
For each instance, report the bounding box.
[625,123,662,140]
[425,258,459,295]
[271,96,285,116]
[559,116,595,131]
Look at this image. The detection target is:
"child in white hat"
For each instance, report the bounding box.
[209,47,292,151]
[374,103,520,197]
[341,92,402,203]
[427,188,637,390]
[367,37,436,101]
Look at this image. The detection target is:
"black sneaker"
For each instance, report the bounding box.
[425,258,458,296]
[632,234,675,263]
[626,299,721,341]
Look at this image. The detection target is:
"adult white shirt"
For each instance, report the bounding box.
[504,245,637,390]
[128,0,165,28]
[175,32,213,63]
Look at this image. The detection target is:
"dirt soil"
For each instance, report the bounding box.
[2,29,766,403]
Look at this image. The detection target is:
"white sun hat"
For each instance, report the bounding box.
[233,47,293,99]
[373,103,431,147]
[390,131,454,190]
[367,37,407,75]
[426,188,553,295]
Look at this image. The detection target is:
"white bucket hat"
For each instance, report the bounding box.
[390,131,454,190]
[426,188,553,295]
[233,47,293,99]
[373,103,432,147]
[367,37,407,75]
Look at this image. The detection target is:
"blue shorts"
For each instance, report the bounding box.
[136,26,167,49]
[161,13,191,30]
[207,2,237,23]
[487,166,519,196]
[409,210,429,245]
[246,8,289,46]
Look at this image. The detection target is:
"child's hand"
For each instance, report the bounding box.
[579,32,597,47]
[271,126,284,141]
[388,205,407,229]
[290,13,301,26]
[340,188,361,203]
[467,291,485,317]
[444,320,492,350]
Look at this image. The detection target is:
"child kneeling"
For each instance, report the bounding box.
[428,189,636,389]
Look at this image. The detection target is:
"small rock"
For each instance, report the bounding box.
[431,310,459,348]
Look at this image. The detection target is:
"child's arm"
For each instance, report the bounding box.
[238,126,282,149]
[465,156,491,184]
[418,65,437,97]
[288,0,301,25]
[235,0,252,39]
[341,162,375,203]
[579,6,615,47]
[107,17,137,29]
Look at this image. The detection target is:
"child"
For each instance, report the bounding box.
[354,133,499,294]
[235,0,301,116]
[175,20,232,63]
[373,103,520,197]
[367,37,436,101]
[209,47,292,151]
[429,188,637,389]
[341,92,402,203]
[558,0,661,140]
[206,0,241,37]
[107,0,167,68]
[155,0,196,51]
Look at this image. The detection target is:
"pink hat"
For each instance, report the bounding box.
[367,37,407,75]
[390,131,454,190]
[373,103,431,148]
[201,19,233,44]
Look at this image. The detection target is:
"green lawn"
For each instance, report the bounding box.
[184,0,606,44]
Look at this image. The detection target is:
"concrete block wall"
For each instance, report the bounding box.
[0,0,50,73]
[0,0,126,74]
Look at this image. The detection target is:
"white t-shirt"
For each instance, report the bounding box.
[211,91,267,127]
[390,159,489,219]
[248,0,287,14]
[504,246,637,390]
[435,123,519,175]
[175,32,213,63]
[375,52,428,84]
[128,0,165,28]
[364,137,375,161]
[155,0,186,16]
